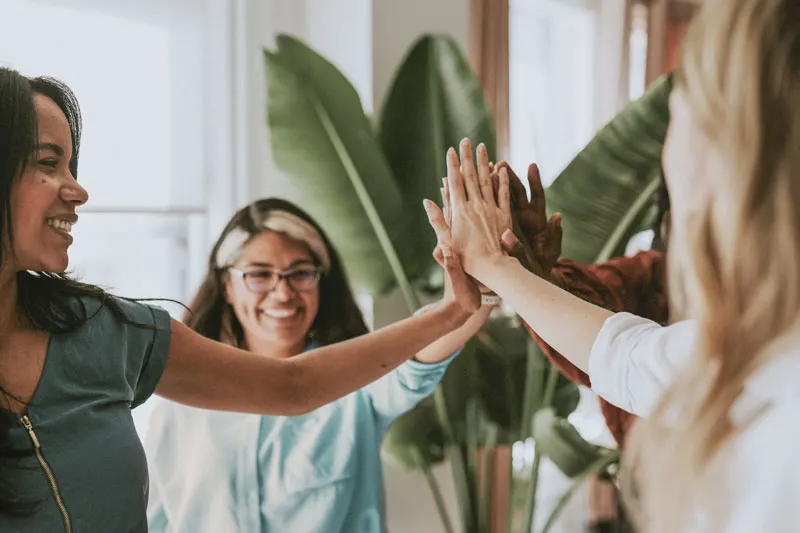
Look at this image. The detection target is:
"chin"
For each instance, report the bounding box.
[39,256,69,274]
[17,253,69,274]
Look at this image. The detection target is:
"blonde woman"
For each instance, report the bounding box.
[427,0,800,530]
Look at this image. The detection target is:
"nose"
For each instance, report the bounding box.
[270,276,296,301]
[61,175,89,207]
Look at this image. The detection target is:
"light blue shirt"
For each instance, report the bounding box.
[145,347,457,533]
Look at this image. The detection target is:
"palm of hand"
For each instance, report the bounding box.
[442,142,509,277]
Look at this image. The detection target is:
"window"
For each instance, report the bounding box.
[628,2,650,101]
[508,0,597,188]
[1,0,238,438]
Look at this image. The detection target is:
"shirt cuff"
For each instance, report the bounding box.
[407,349,462,373]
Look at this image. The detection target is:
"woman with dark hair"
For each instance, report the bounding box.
[145,198,492,532]
[0,66,487,532]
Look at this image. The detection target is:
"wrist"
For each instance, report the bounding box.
[431,298,471,330]
[473,254,520,284]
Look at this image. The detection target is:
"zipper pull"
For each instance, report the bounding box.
[20,415,41,449]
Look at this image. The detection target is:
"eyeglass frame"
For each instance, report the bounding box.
[225,265,324,294]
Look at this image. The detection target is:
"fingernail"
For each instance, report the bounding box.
[423,199,433,210]
[477,143,486,153]
[442,246,453,258]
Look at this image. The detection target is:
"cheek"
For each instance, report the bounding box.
[302,289,321,324]
[226,282,261,316]
[662,123,703,216]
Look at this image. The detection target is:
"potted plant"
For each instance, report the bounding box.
[264,33,672,532]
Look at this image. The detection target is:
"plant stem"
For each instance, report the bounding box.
[478,425,498,533]
[520,364,561,533]
[540,453,620,533]
[423,464,456,533]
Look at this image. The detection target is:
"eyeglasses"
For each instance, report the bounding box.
[227,266,323,294]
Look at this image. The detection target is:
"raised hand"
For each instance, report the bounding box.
[494,161,562,282]
[426,138,510,280]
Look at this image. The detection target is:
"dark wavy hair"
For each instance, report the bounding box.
[185,198,369,347]
[0,67,149,516]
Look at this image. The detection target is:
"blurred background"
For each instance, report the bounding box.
[0,1,700,531]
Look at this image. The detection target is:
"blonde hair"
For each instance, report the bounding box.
[622,0,800,531]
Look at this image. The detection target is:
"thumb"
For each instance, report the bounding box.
[424,199,451,243]
[545,213,563,263]
[441,246,478,311]
[432,245,445,267]
[501,229,524,258]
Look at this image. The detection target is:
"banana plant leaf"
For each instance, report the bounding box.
[382,316,581,469]
[379,34,497,289]
[531,408,618,479]
[381,395,447,469]
[546,73,674,265]
[466,318,580,442]
[264,35,424,296]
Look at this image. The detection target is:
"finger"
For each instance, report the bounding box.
[500,230,525,258]
[442,178,452,226]
[459,138,481,202]
[488,161,495,173]
[491,171,501,202]
[476,143,494,203]
[441,246,480,313]
[423,199,452,243]
[528,163,546,217]
[446,148,467,204]
[498,167,511,215]
[494,161,523,206]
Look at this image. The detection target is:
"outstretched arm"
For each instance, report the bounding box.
[431,140,698,421]
[156,248,480,416]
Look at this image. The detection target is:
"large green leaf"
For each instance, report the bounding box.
[532,408,618,479]
[265,35,422,295]
[381,396,446,469]
[546,74,674,264]
[380,34,497,287]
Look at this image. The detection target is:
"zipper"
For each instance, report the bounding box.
[20,415,72,533]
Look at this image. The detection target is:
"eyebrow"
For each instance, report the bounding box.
[35,143,65,157]
[244,259,316,269]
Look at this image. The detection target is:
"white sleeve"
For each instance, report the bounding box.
[588,313,697,417]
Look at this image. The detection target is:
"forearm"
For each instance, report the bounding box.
[413,304,492,363]
[473,255,614,374]
[157,302,468,416]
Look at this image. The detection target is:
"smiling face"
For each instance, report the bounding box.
[224,230,321,357]
[9,94,88,273]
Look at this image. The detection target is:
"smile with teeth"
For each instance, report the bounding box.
[262,308,300,319]
[47,218,73,233]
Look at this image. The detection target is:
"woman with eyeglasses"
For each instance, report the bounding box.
[144,198,493,533]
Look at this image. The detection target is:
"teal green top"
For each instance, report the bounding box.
[1,297,172,533]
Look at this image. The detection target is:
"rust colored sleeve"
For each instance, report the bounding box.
[524,250,667,386]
